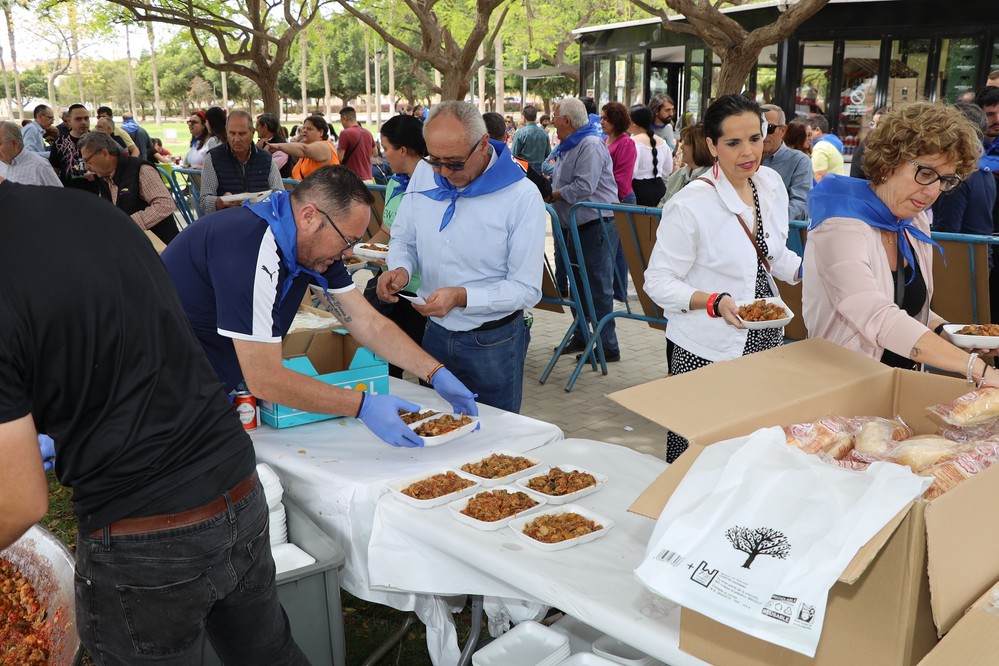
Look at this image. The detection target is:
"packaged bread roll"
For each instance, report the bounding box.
[920,442,999,499]
[927,388,999,427]
[783,416,855,456]
[888,435,967,472]
[853,417,913,457]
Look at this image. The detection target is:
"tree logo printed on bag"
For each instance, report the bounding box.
[725,526,791,569]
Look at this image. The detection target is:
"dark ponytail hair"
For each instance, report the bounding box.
[630,103,660,178]
[379,115,428,157]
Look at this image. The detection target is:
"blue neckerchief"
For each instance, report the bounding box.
[813,134,844,153]
[414,139,525,231]
[808,174,942,285]
[246,190,332,303]
[981,139,999,173]
[120,119,140,134]
[554,121,602,157]
[386,173,411,203]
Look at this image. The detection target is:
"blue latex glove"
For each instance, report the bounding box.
[430,368,479,417]
[38,434,56,472]
[358,394,424,448]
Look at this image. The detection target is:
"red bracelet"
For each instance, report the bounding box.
[706,293,719,318]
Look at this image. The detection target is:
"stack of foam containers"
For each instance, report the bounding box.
[257,463,315,574]
[472,621,571,666]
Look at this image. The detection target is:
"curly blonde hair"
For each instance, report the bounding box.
[863,102,983,183]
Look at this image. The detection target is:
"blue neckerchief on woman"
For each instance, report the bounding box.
[808,174,942,285]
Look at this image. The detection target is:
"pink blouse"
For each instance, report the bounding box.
[607,134,637,200]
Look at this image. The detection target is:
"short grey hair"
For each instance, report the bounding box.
[425,101,488,148]
[555,98,588,130]
[291,164,375,217]
[760,104,787,126]
[0,121,24,148]
[95,117,115,131]
[77,131,120,155]
[227,108,253,129]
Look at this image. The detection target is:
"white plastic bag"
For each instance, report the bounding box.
[636,427,930,657]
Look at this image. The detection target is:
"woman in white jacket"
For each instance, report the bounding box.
[644,94,802,462]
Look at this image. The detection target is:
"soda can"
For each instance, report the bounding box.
[234,391,258,431]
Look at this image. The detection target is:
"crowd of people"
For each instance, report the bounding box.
[2,73,999,657]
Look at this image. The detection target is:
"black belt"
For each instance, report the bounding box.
[473,310,522,332]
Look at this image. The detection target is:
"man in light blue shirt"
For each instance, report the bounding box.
[21,104,55,153]
[378,101,545,413]
[551,97,621,362]
[0,121,63,187]
[760,104,812,221]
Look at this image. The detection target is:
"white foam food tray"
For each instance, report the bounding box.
[472,620,570,666]
[387,467,481,508]
[516,464,607,505]
[409,413,479,447]
[943,324,999,349]
[734,296,794,329]
[352,242,389,261]
[456,450,545,487]
[591,635,661,665]
[508,504,613,552]
[447,485,547,531]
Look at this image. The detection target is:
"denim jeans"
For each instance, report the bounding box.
[567,218,620,355]
[614,193,636,300]
[75,484,309,665]
[423,316,530,413]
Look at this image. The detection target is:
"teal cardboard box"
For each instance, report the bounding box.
[259,328,389,428]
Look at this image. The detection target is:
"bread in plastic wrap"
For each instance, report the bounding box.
[927,388,999,426]
[919,442,999,499]
[783,416,857,458]
[852,417,913,457]
[883,435,969,472]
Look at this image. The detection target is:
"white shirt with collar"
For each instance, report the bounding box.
[644,165,801,362]
[387,147,546,332]
[0,148,64,187]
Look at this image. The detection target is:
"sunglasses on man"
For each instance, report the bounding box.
[766,123,785,136]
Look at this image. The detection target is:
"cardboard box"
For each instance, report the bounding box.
[918,581,999,665]
[608,339,999,666]
[259,328,389,428]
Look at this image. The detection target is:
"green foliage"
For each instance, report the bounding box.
[18,66,48,103]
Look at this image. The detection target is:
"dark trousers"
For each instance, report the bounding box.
[74,485,308,665]
[567,218,620,355]
[364,274,427,378]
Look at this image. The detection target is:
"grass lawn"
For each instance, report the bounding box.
[42,474,480,665]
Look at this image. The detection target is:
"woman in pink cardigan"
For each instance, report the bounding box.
[803,102,999,386]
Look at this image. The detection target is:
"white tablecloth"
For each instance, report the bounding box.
[249,376,564,656]
[367,438,710,666]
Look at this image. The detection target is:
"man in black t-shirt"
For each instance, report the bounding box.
[0,180,307,664]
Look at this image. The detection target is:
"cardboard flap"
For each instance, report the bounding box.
[837,502,913,584]
[917,608,999,665]
[609,339,892,443]
[307,330,346,375]
[924,463,999,635]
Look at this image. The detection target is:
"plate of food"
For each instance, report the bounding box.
[387,468,480,508]
[352,242,389,261]
[515,465,607,505]
[508,504,613,551]
[944,324,999,349]
[409,413,479,446]
[341,255,369,273]
[220,190,272,204]
[735,297,794,329]
[457,451,544,488]
[398,407,441,425]
[447,485,546,531]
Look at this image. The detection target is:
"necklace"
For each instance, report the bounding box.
[882,230,896,245]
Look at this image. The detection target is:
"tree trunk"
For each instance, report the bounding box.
[494,36,503,113]
[364,31,371,123]
[0,42,11,120]
[439,73,471,102]
[46,73,56,109]
[387,44,395,114]
[714,45,758,97]
[69,4,84,102]
[125,24,137,115]
[4,7,23,120]
[322,52,332,116]
[300,29,308,115]
[477,44,485,112]
[373,45,382,128]
[146,23,162,124]
[741,552,757,569]
[259,81,280,117]
[221,71,229,110]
